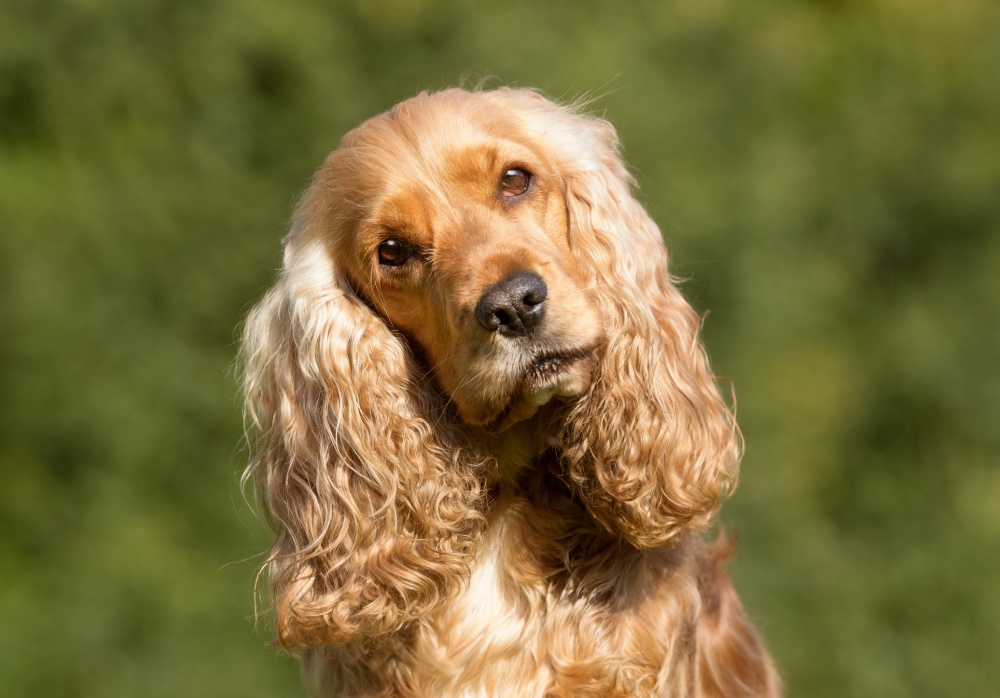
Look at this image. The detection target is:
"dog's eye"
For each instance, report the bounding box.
[500,168,530,198]
[377,239,414,267]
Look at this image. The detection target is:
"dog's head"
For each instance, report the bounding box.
[242,88,740,649]
[302,90,604,429]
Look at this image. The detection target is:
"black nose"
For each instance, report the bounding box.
[474,271,547,337]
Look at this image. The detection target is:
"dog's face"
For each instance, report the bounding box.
[244,89,743,649]
[309,97,604,429]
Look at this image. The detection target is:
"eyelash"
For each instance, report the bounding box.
[500,167,531,198]
[377,238,416,267]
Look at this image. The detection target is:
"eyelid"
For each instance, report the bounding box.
[374,235,435,275]
[376,237,412,266]
[500,166,532,199]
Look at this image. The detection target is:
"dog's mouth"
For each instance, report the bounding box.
[488,348,597,432]
[524,351,591,390]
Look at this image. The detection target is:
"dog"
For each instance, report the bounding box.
[241,87,780,697]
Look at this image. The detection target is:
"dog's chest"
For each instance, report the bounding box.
[416,529,553,695]
[305,496,698,698]
[404,499,690,697]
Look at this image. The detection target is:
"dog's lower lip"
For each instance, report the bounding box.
[526,353,583,387]
[525,356,580,384]
[482,350,593,432]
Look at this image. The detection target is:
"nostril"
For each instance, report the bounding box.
[475,271,548,337]
[522,288,545,308]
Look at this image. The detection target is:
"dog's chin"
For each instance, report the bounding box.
[464,352,596,434]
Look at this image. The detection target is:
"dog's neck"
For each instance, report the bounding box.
[477,403,561,486]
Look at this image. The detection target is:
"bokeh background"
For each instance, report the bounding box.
[2,1,998,696]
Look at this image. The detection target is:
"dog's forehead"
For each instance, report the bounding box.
[411,128,533,185]
[351,96,540,177]
[343,106,544,215]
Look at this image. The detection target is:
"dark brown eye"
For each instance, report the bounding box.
[377,239,414,267]
[500,168,530,198]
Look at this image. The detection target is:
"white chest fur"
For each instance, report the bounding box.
[413,502,553,697]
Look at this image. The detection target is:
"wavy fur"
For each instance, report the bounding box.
[552,110,740,547]
[242,226,487,649]
[241,87,778,696]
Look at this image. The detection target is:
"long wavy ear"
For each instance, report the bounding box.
[240,199,486,650]
[553,109,741,549]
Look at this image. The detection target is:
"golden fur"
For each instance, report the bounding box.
[241,87,780,697]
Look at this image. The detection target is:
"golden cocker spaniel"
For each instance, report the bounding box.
[241,87,780,697]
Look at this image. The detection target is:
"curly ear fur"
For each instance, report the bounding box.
[537,100,741,548]
[241,205,486,650]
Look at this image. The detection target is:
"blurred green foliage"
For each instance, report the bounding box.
[1,1,997,696]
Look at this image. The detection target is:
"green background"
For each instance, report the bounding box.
[2,1,997,696]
